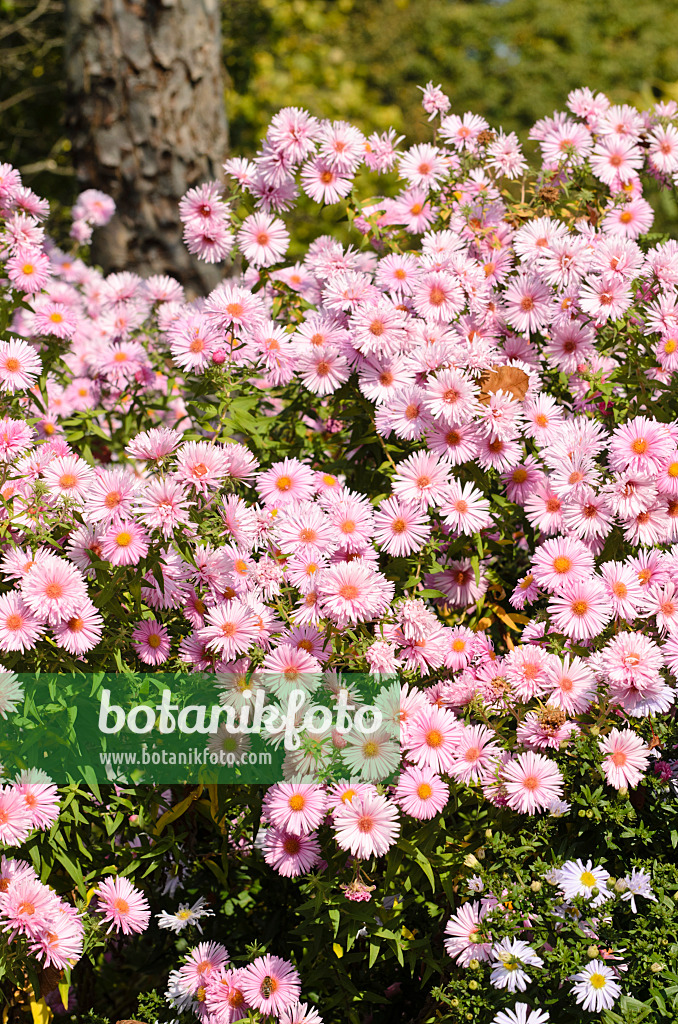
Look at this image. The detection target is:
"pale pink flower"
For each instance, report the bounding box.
[599,728,650,789]
[395,766,449,819]
[531,535,595,593]
[0,338,41,393]
[241,955,301,1017]
[545,655,597,714]
[135,478,192,537]
[257,458,315,507]
[20,554,87,625]
[449,725,501,785]
[131,619,171,664]
[590,135,643,185]
[392,451,450,508]
[548,578,612,640]
[53,599,103,655]
[101,521,149,566]
[373,496,431,556]
[0,592,43,652]
[404,705,461,773]
[265,783,327,835]
[318,561,393,627]
[332,792,400,859]
[94,876,150,935]
[0,787,33,845]
[444,901,493,966]
[502,752,564,814]
[199,601,258,659]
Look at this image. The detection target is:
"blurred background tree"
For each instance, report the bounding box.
[2,0,678,256]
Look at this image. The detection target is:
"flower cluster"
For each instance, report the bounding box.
[166,942,319,1024]
[445,860,657,1017]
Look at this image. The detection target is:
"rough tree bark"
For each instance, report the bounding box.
[64,0,228,292]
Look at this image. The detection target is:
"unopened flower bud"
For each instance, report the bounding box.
[212,348,227,365]
[614,878,627,892]
[468,980,479,990]
[587,945,599,958]
[651,962,664,973]
[618,786,628,798]
[530,880,542,892]
[468,959,480,970]
[590,726,600,736]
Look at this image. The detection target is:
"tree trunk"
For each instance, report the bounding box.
[64,0,228,293]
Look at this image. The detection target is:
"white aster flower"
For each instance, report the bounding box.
[570,960,621,1012]
[490,938,544,993]
[557,858,613,907]
[491,1002,550,1024]
[157,896,214,934]
[619,867,657,913]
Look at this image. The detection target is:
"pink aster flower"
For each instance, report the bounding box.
[373,496,431,556]
[241,955,302,1017]
[501,752,564,814]
[13,775,59,830]
[52,599,103,656]
[531,535,595,594]
[0,417,34,462]
[278,1001,323,1024]
[131,619,171,665]
[412,270,464,321]
[262,827,322,877]
[392,451,450,509]
[448,724,501,785]
[505,645,555,700]
[332,791,400,859]
[0,591,43,652]
[199,600,259,659]
[0,874,54,940]
[134,478,192,537]
[504,274,551,334]
[300,159,353,204]
[166,312,221,372]
[404,705,461,773]
[318,561,393,627]
[204,967,250,1023]
[20,554,88,625]
[599,728,651,789]
[83,468,137,525]
[94,876,150,935]
[599,561,644,621]
[125,426,183,462]
[395,766,449,820]
[440,480,492,535]
[590,135,643,185]
[205,281,265,332]
[545,654,597,714]
[578,273,632,322]
[0,338,41,393]
[5,247,51,293]
[444,901,493,966]
[608,417,674,475]
[0,786,33,845]
[257,458,315,508]
[238,211,290,267]
[100,521,149,566]
[547,577,612,640]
